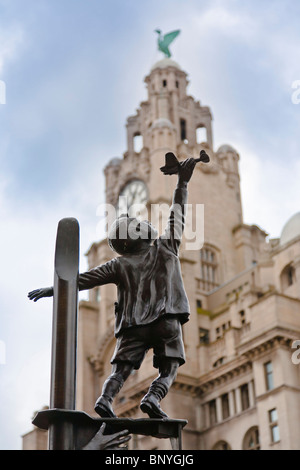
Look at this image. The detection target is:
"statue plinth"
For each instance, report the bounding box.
[32,409,187,450]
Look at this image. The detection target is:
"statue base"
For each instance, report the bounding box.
[32,408,187,450]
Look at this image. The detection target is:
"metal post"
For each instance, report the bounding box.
[48,218,79,450]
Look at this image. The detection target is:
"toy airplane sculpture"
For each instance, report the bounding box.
[160,150,210,175]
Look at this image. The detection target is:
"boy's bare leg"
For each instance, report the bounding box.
[95,362,134,417]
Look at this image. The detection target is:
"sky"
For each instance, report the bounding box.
[0,0,299,450]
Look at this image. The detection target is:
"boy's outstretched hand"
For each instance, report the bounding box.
[28,287,53,302]
[178,157,197,183]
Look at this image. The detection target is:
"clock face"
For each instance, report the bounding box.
[116,180,148,218]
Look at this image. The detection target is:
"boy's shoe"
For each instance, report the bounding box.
[140,394,169,419]
[94,396,117,418]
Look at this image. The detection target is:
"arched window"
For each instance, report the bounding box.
[243,426,260,450]
[280,263,296,291]
[133,133,143,153]
[212,440,231,450]
[199,246,219,291]
[213,357,225,368]
[196,125,207,144]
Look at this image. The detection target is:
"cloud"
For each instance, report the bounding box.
[174,1,300,242]
[193,4,258,41]
[0,347,51,449]
[238,142,300,238]
[0,187,94,449]
[0,23,24,75]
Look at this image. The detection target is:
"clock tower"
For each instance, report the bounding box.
[23,51,300,453]
[75,57,267,450]
[104,57,215,217]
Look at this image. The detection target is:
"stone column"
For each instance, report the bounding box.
[235,387,242,414]
[157,92,169,120]
[171,92,180,144]
[204,403,210,428]
[196,403,204,430]
[216,396,223,422]
[206,119,213,149]
[248,380,255,408]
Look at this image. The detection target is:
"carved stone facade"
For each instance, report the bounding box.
[23,58,300,450]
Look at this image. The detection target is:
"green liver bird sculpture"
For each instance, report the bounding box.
[155,29,181,58]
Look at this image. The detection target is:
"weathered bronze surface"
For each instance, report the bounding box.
[28,155,205,449]
[32,409,187,450]
[160,150,210,175]
[49,217,79,450]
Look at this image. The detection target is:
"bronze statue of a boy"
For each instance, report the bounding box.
[28,157,197,420]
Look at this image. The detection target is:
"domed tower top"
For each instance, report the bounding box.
[280,212,300,246]
[124,29,215,164]
[142,61,213,150]
[144,29,189,107]
[150,57,181,71]
[144,56,188,99]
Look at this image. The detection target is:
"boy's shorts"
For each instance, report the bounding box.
[111,315,185,369]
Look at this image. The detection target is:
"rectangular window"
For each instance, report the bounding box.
[209,399,217,426]
[239,310,245,325]
[269,408,280,443]
[196,299,202,309]
[180,118,187,141]
[199,328,209,345]
[264,361,274,391]
[221,393,230,420]
[240,383,250,411]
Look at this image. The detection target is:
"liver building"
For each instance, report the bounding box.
[23,56,300,451]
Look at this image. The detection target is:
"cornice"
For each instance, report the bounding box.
[238,329,296,359]
[196,358,253,395]
[272,234,300,255]
[248,290,300,309]
[256,383,300,402]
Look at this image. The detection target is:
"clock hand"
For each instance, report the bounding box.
[131,187,138,205]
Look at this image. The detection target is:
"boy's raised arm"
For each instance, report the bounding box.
[161,158,196,254]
